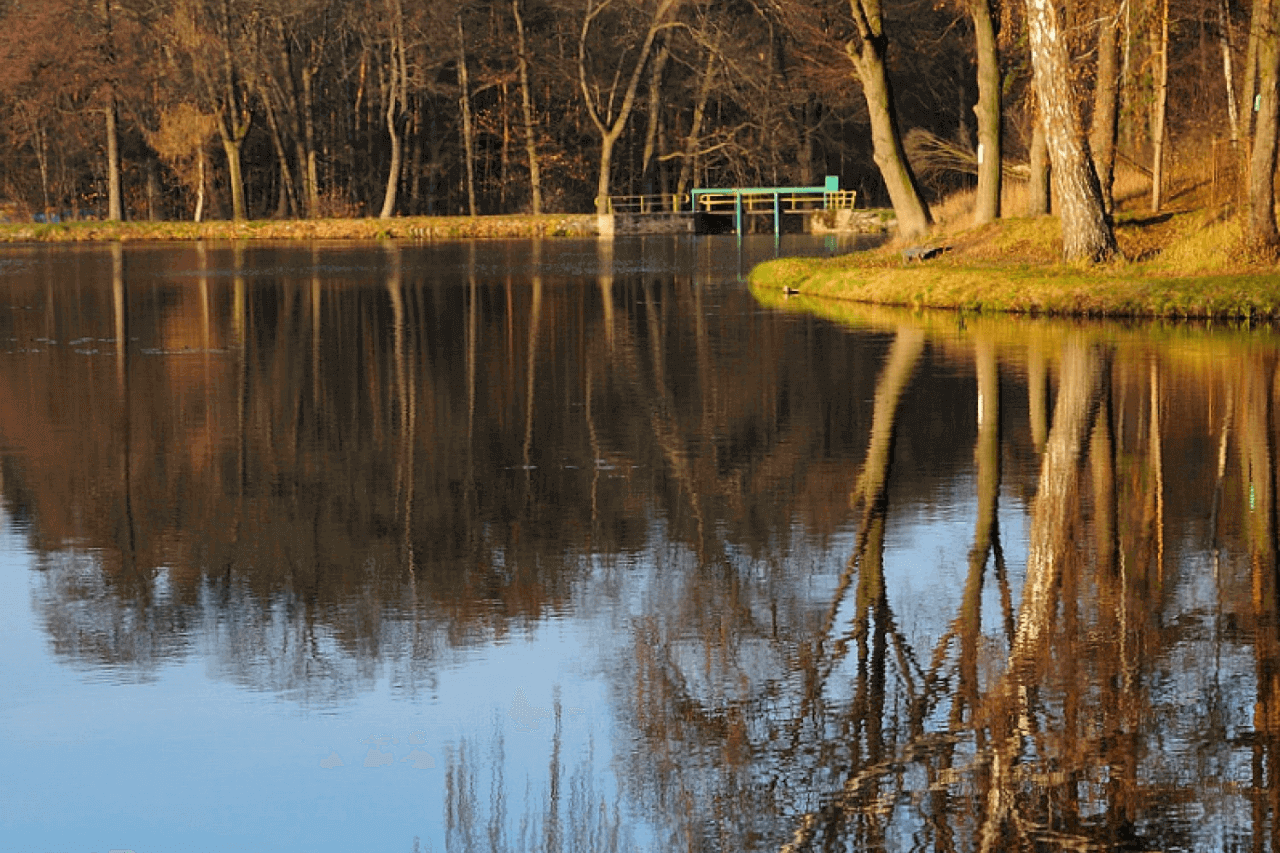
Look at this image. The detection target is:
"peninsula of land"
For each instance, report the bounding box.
[750,208,1280,320]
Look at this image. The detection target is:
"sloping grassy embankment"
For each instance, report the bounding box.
[750,208,1280,320]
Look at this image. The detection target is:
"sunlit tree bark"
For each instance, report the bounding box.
[1024,0,1117,260]
[1249,0,1280,248]
[1028,110,1050,215]
[1089,0,1122,213]
[970,0,1001,223]
[844,0,932,239]
[1150,0,1170,211]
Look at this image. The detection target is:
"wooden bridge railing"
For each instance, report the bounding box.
[601,194,688,214]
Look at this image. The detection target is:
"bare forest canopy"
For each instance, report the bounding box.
[0,0,1260,229]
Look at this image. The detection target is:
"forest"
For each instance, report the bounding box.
[0,0,1271,250]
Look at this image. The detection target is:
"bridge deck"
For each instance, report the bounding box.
[605,176,855,234]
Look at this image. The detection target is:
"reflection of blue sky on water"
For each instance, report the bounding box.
[0,508,626,852]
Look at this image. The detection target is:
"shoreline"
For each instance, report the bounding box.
[0,213,602,243]
[748,210,1280,321]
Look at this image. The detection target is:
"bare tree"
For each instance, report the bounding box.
[512,0,542,213]
[577,0,681,215]
[844,0,933,238]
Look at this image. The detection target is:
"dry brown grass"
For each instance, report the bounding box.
[0,214,601,242]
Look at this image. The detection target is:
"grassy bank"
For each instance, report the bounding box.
[0,213,600,243]
[750,207,1280,320]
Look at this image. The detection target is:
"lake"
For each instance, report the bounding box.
[0,235,1275,853]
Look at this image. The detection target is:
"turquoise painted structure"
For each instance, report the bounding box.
[690,176,852,235]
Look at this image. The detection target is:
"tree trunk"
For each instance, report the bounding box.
[1249,0,1280,247]
[1024,0,1117,261]
[195,148,207,223]
[302,63,320,217]
[1029,112,1051,215]
[845,0,932,239]
[578,0,679,216]
[512,0,542,214]
[458,15,478,217]
[262,95,298,217]
[379,0,407,220]
[1150,0,1170,212]
[215,0,251,221]
[676,47,716,203]
[596,139,615,217]
[1090,3,1121,213]
[641,41,670,186]
[220,134,248,221]
[1221,0,1242,146]
[1246,0,1270,144]
[970,0,1002,224]
[106,95,123,221]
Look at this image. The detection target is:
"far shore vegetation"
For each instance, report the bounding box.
[751,158,1280,321]
[0,214,599,243]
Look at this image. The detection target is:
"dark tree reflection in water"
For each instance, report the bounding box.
[0,240,1278,851]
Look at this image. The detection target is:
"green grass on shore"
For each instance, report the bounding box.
[0,213,600,243]
[750,208,1280,320]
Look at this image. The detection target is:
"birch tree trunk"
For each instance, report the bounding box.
[970,0,1001,224]
[845,0,932,239]
[1024,0,1117,260]
[1221,0,1241,146]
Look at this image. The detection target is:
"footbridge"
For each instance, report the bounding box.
[603,176,857,235]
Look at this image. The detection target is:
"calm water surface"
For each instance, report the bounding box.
[0,235,1276,852]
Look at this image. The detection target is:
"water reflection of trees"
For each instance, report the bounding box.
[6,244,1280,849]
[613,293,1280,851]
[0,242,890,690]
